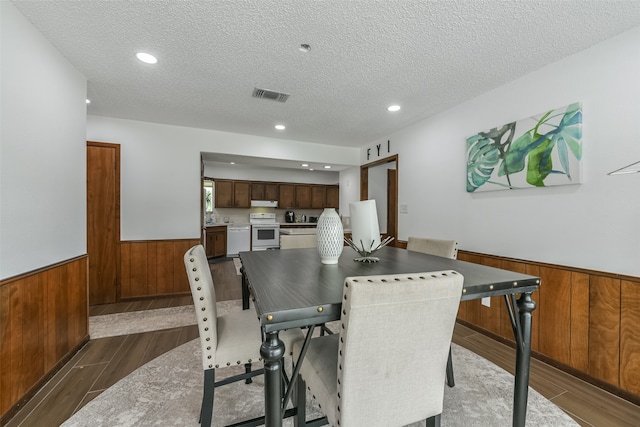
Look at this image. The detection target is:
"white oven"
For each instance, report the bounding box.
[250,213,280,250]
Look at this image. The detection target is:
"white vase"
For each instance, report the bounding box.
[316,208,344,264]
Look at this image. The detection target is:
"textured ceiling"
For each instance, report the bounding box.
[12,0,640,149]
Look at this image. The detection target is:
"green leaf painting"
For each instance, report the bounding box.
[466,102,582,192]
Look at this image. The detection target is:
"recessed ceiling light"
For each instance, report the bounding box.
[275,124,286,130]
[387,105,401,112]
[86,99,91,104]
[301,163,309,167]
[309,168,314,171]
[136,52,157,64]
[230,162,235,165]
[324,165,332,169]
[299,44,311,53]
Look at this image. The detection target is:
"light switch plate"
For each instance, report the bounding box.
[482,297,491,307]
[399,204,408,214]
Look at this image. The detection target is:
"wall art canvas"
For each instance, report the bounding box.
[466,102,582,192]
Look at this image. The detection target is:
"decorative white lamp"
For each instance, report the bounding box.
[345,200,394,262]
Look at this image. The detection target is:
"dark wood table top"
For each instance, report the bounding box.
[240,246,540,332]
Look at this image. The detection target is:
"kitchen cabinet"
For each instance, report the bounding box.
[265,183,279,201]
[251,182,265,200]
[233,181,251,208]
[215,179,339,210]
[311,185,327,209]
[215,179,251,208]
[326,185,339,209]
[205,226,227,258]
[251,182,279,201]
[295,185,312,209]
[214,179,234,208]
[279,184,295,209]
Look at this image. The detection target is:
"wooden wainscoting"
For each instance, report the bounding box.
[456,250,640,404]
[120,239,201,299]
[0,256,89,422]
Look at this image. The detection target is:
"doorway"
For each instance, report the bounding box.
[87,141,121,304]
[360,155,398,245]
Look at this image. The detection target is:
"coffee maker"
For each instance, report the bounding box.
[285,211,295,223]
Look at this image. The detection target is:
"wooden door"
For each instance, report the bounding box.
[387,169,397,243]
[87,142,120,304]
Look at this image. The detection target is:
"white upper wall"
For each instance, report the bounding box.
[204,162,339,185]
[86,116,359,240]
[373,26,640,277]
[1,2,87,280]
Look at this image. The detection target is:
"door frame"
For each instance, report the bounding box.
[360,154,398,246]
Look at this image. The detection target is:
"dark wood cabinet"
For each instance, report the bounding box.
[206,226,227,258]
[311,185,327,209]
[215,179,338,210]
[233,181,251,208]
[215,179,251,208]
[214,179,234,207]
[251,182,279,201]
[326,185,339,209]
[265,183,279,201]
[295,185,312,209]
[279,184,295,209]
[251,182,265,200]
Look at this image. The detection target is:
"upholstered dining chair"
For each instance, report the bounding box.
[406,237,458,260]
[293,271,464,427]
[184,245,304,427]
[406,236,459,387]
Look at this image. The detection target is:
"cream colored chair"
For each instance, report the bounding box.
[406,236,459,387]
[279,234,318,249]
[406,237,458,259]
[184,245,303,427]
[293,271,463,427]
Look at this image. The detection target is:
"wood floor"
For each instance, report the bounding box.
[5,260,640,426]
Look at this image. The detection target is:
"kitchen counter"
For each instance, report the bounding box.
[280,222,317,227]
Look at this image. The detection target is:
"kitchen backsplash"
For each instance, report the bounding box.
[207,207,329,225]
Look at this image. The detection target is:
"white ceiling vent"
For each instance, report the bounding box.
[252,88,289,103]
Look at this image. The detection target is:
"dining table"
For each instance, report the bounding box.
[239,246,540,427]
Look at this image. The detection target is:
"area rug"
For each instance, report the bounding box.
[63,334,577,426]
[89,301,241,339]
